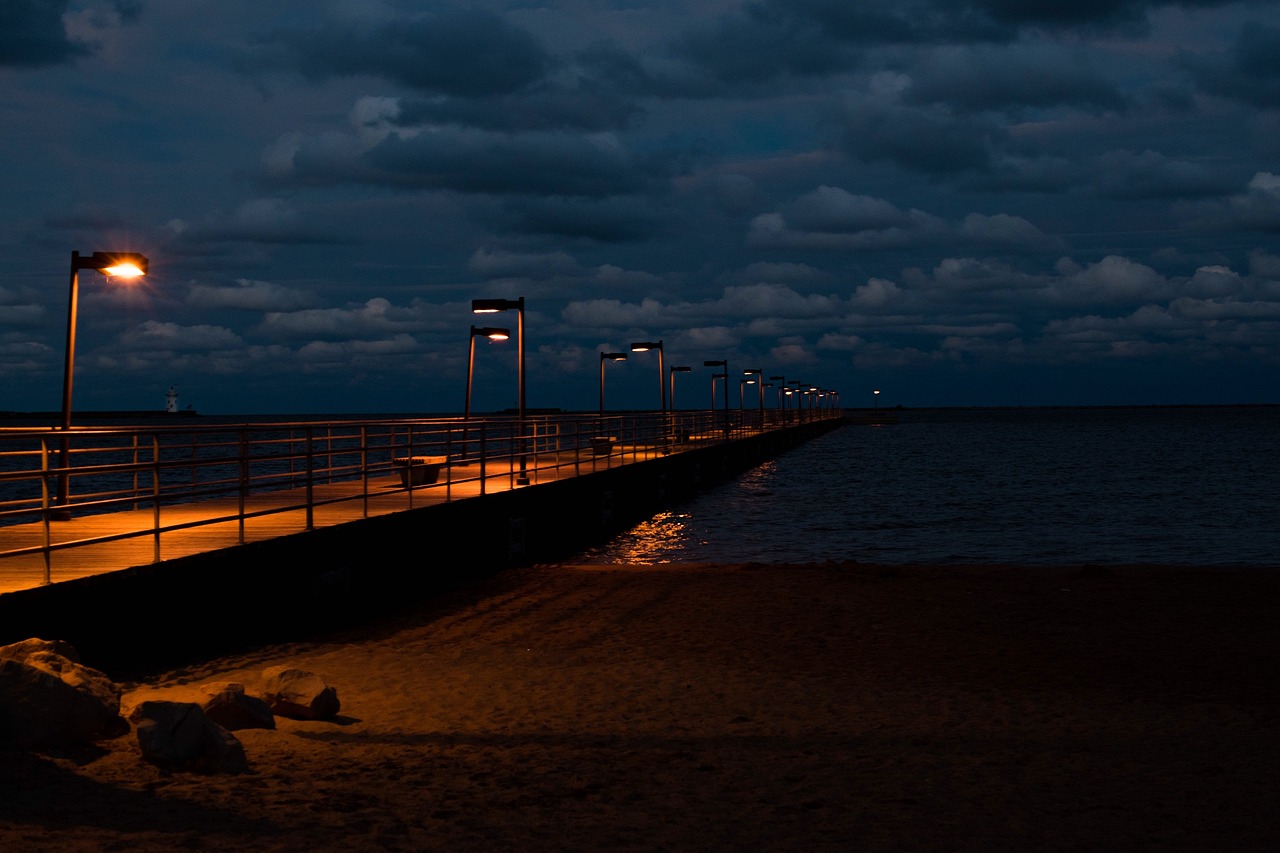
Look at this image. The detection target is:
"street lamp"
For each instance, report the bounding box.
[56,250,149,516]
[599,352,627,415]
[629,340,665,416]
[873,388,881,409]
[704,360,730,437]
[464,326,509,455]
[769,376,785,411]
[472,297,527,484]
[744,368,764,425]
[668,365,691,411]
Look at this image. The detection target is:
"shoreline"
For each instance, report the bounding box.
[3,561,1277,851]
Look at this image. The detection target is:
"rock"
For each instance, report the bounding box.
[134,701,248,774]
[0,638,122,750]
[199,682,275,731]
[0,638,81,664]
[259,666,340,721]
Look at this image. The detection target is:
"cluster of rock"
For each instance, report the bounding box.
[0,638,340,775]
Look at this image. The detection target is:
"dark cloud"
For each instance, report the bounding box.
[0,0,89,66]
[974,0,1150,27]
[395,83,639,133]
[838,100,1001,175]
[498,197,669,243]
[670,0,1235,89]
[1093,150,1233,200]
[267,119,656,199]
[975,0,1238,28]
[674,4,863,85]
[253,9,551,97]
[903,46,1129,114]
[1185,22,1280,108]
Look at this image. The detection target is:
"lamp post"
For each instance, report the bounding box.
[744,368,764,426]
[472,297,527,484]
[56,250,149,516]
[873,388,881,409]
[599,352,627,416]
[704,360,729,438]
[629,340,665,416]
[668,365,691,411]
[793,381,808,421]
[769,376,785,414]
[464,326,509,456]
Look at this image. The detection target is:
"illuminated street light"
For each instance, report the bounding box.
[744,368,764,425]
[56,250,149,517]
[873,388,881,409]
[668,365,691,411]
[599,352,628,415]
[629,340,665,416]
[463,326,509,456]
[472,297,527,484]
[704,360,730,437]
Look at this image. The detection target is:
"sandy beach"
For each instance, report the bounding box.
[2,561,1277,851]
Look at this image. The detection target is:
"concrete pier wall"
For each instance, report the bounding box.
[0,419,841,675]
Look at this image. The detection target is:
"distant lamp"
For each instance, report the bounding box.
[668,365,691,412]
[630,340,666,416]
[56,250,150,517]
[599,352,628,415]
[472,297,527,484]
[873,388,881,409]
[704,360,730,437]
[464,326,510,454]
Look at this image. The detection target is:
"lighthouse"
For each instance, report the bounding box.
[166,386,179,413]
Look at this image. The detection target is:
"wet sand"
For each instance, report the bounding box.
[2,561,1277,851]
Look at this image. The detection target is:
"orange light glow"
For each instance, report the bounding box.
[103,263,146,278]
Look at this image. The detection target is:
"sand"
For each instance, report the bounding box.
[2,561,1277,851]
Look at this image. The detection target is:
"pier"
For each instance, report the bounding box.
[0,409,841,672]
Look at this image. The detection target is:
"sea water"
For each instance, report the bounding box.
[581,406,1280,566]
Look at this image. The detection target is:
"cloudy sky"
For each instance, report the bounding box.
[3,0,1279,414]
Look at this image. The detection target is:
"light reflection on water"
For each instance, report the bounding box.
[601,511,696,563]
[580,406,1280,567]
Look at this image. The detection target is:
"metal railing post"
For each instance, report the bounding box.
[480,424,487,496]
[238,427,249,545]
[152,435,161,563]
[361,425,369,518]
[40,436,52,585]
[305,427,315,531]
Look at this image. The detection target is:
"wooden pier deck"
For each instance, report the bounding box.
[0,449,654,596]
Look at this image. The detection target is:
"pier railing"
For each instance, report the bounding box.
[0,407,840,587]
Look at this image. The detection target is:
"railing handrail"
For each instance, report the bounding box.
[0,408,843,589]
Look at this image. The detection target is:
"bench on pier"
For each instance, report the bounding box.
[392,455,448,487]
[589,436,618,456]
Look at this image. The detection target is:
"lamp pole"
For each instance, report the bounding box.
[873,388,881,409]
[629,340,665,415]
[56,251,149,517]
[668,365,690,412]
[704,360,729,438]
[744,368,764,426]
[599,352,627,416]
[472,297,527,484]
[464,326,510,456]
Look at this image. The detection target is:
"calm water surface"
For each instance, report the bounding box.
[582,406,1280,566]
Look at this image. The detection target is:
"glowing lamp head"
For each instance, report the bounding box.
[103,262,145,278]
[472,326,510,341]
[81,251,149,278]
[472,297,523,314]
